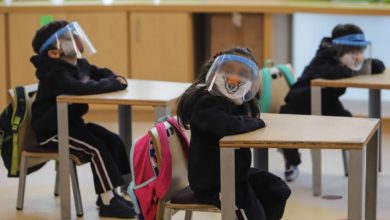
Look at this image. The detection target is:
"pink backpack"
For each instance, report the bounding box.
[128,117,189,220]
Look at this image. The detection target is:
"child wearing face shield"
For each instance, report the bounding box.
[30,21,135,218]
[177,47,291,220]
[280,24,385,182]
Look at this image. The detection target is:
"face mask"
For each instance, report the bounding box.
[61,40,78,57]
[214,73,252,105]
[339,53,364,71]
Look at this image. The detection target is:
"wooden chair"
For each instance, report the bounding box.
[13,84,85,217]
[265,66,348,176]
[148,120,220,220]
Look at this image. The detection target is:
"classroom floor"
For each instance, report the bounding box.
[0,108,389,220]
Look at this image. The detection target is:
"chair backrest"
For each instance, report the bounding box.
[8,84,38,153]
[149,121,189,201]
[265,65,295,113]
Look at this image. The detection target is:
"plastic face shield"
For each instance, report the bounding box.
[205,54,260,104]
[38,22,96,58]
[332,34,372,75]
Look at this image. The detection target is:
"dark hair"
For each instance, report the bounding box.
[331,24,366,57]
[177,47,261,129]
[331,24,364,39]
[32,20,69,55]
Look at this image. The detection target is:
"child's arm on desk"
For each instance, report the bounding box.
[53,69,127,95]
[192,96,265,137]
[371,58,385,74]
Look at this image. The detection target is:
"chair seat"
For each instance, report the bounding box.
[167,186,220,212]
[23,145,89,165]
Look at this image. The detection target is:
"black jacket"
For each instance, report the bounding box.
[281,37,385,116]
[30,56,127,141]
[188,93,265,195]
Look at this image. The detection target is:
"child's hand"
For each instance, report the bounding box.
[116,76,127,85]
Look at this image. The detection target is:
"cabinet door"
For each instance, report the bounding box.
[210,14,263,65]
[130,13,194,82]
[67,12,129,77]
[8,13,67,87]
[0,14,7,109]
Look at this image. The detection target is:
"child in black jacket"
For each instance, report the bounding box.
[280,24,385,182]
[30,20,135,218]
[177,47,291,220]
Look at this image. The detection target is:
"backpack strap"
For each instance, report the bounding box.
[260,67,272,113]
[10,87,27,176]
[153,122,172,199]
[277,64,296,86]
[167,117,189,149]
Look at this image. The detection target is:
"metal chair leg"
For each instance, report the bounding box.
[70,161,83,217]
[54,161,59,197]
[16,155,28,210]
[342,150,348,177]
[184,211,193,220]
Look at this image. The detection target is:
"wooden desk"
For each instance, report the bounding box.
[56,79,190,219]
[311,70,390,192]
[220,113,380,220]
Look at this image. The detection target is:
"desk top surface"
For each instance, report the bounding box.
[311,70,390,90]
[220,113,379,149]
[57,79,190,106]
[1,1,390,15]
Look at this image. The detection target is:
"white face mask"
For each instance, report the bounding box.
[214,73,252,105]
[339,53,364,71]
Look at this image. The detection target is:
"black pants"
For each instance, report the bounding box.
[281,106,352,167]
[198,168,291,220]
[39,123,130,194]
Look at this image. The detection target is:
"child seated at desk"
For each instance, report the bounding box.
[177,47,291,220]
[280,24,385,182]
[30,20,135,218]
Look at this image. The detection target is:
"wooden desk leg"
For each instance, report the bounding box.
[220,148,236,220]
[365,129,379,220]
[368,89,382,172]
[253,149,268,171]
[154,106,171,122]
[348,148,366,220]
[311,86,322,196]
[57,103,71,220]
[118,105,132,155]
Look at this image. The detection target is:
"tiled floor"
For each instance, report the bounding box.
[0,109,389,220]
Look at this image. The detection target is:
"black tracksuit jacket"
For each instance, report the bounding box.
[30,55,127,142]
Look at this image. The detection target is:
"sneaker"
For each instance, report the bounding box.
[284,165,299,182]
[97,191,135,208]
[99,196,136,219]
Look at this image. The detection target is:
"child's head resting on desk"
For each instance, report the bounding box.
[330,24,371,72]
[32,20,96,66]
[177,47,261,129]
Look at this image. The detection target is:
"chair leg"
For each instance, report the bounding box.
[162,206,172,220]
[342,150,349,177]
[184,211,193,220]
[54,161,59,197]
[16,155,28,210]
[70,161,83,217]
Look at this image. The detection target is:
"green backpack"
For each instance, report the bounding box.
[260,60,296,113]
[0,86,44,177]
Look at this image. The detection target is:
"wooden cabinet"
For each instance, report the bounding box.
[8,13,67,87]
[210,14,263,66]
[130,13,194,82]
[67,12,129,77]
[0,14,7,109]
